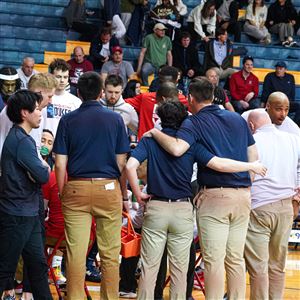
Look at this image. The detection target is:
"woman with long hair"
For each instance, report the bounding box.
[187,0,216,42]
[244,0,271,44]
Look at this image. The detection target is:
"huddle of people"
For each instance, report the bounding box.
[0,40,299,300]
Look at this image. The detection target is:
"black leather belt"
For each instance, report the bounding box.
[151,197,190,203]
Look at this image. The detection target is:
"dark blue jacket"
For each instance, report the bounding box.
[0,125,49,216]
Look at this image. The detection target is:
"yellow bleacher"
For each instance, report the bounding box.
[43,51,71,65]
[66,40,91,55]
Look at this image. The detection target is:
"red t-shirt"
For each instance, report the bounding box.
[125,92,189,140]
[229,70,259,101]
[67,58,94,85]
[43,171,65,239]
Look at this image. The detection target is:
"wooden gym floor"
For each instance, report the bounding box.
[42,245,300,299]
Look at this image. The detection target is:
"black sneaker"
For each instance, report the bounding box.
[85,266,101,283]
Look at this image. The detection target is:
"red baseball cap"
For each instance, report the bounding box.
[112,46,123,54]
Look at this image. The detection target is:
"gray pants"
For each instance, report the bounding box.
[244,22,269,41]
[269,23,294,42]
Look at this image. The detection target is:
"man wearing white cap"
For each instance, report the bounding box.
[136,23,173,85]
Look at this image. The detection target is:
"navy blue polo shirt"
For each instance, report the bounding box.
[53,101,130,178]
[131,128,214,199]
[177,105,255,187]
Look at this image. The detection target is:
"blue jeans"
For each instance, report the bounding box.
[232,98,261,114]
[0,212,52,299]
[141,62,157,86]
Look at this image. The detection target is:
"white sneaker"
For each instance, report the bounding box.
[119,291,137,298]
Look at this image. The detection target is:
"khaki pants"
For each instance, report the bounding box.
[61,179,122,300]
[195,187,251,300]
[137,200,194,300]
[245,198,293,300]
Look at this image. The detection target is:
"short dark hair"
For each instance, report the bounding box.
[77,71,103,101]
[158,66,179,83]
[43,129,54,137]
[242,55,254,65]
[215,27,227,38]
[180,31,191,40]
[105,74,124,87]
[189,78,214,103]
[156,82,179,103]
[49,59,70,74]
[6,90,42,124]
[157,100,188,129]
[100,27,112,36]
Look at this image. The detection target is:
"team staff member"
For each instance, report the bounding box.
[0,91,51,299]
[147,78,258,300]
[245,110,300,300]
[53,72,130,300]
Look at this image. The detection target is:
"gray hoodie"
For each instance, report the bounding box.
[100,96,138,134]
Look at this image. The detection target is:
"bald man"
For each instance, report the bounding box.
[67,46,93,95]
[17,57,38,89]
[242,92,300,136]
[245,109,300,300]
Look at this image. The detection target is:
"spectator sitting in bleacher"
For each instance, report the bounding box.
[229,55,260,114]
[121,0,149,36]
[155,0,187,18]
[0,67,21,112]
[151,0,180,21]
[172,31,203,77]
[67,46,94,96]
[203,27,236,80]
[89,27,120,71]
[266,0,297,46]
[216,0,242,42]
[101,46,135,86]
[187,0,217,43]
[243,0,271,44]
[64,0,99,42]
[206,67,235,111]
[17,57,38,90]
[136,23,173,86]
[104,0,126,39]
[261,61,300,126]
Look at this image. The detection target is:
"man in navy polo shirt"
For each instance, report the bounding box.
[53,71,130,300]
[128,98,265,299]
[147,78,258,300]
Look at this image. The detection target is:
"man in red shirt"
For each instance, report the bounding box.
[67,46,93,95]
[125,66,188,140]
[229,56,259,114]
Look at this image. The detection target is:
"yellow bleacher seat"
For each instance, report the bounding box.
[233,56,240,68]
[238,9,246,20]
[34,64,49,73]
[252,68,300,84]
[66,40,91,55]
[44,51,71,65]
